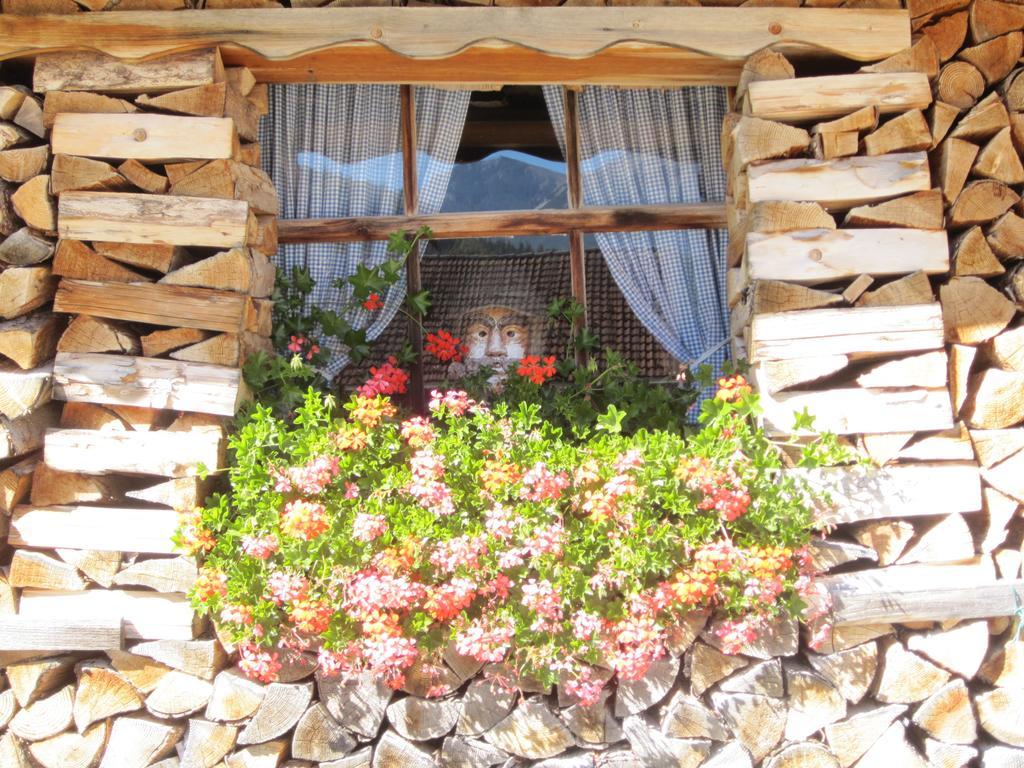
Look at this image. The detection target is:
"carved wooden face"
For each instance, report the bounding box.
[463,306,531,364]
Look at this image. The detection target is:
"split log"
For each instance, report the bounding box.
[8,685,74,742]
[92,241,187,273]
[951,343,976,415]
[858,271,935,307]
[907,619,989,678]
[0,227,54,266]
[750,280,841,313]
[735,48,794,107]
[758,356,849,394]
[873,640,950,704]
[117,159,169,194]
[206,669,266,722]
[718,659,783,698]
[52,239,147,283]
[813,105,879,135]
[41,91,136,129]
[842,274,875,304]
[140,327,209,358]
[11,505,180,553]
[750,303,944,362]
[0,454,36,513]
[56,549,120,588]
[104,650,172,695]
[97,716,184,768]
[746,152,931,209]
[863,110,931,155]
[9,550,86,591]
[164,159,206,185]
[7,657,75,707]
[924,740,977,768]
[18,589,198,641]
[971,0,1024,42]
[764,743,840,768]
[33,48,223,94]
[856,351,947,388]
[28,722,107,768]
[960,31,1022,84]
[10,175,55,232]
[112,556,197,593]
[950,92,1010,140]
[0,313,63,370]
[57,314,140,355]
[898,424,974,461]
[223,82,260,142]
[456,678,516,737]
[0,364,51,417]
[0,123,32,152]
[709,692,786,762]
[785,668,846,741]
[953,226,1004,277]
[168,160,279,215]
[12,97,43,139]
[132,639,227,680]
[387,695,460,741]
[860,432,913,466]
[730,116,810,168]
[937,61,986,108]
[44,428,224,477]
[851,720,928,768]
[0,87,26,120]
[59,402,130,432]
[0,734,32,768]
[806,643,878,705]
[1004,68,1024,111]
[938,138,979,205]
[237,682,312,745]
[971,428,1024,465]
[73,665,142,731]
[745,229,949,284]
[159,247,275,296]
[136,81,227,117]
[861,36,939,77]
[843,190,943,229]
[58,192,253,248]
[54,351,246,416]
[895,512,974,563]
[923,10,968,61]
[982,447,1024,501]
[941,277,1016,344]
[127,475,211,509]
[950,180,1020,227]
[52,113,236,163]
[49,155,128,195]
[745,73,931,123]
[975,127,1024,184]
[690,643,749,697]
[146,670,213,718]
[813,131,859,160]
[661,692,731,740]
[1,403,60,461]
[977,688,1024,747]
[824,704,906,768]
[54,279,265,334]
[0,145,49,184]
[0,266,56,319]
[178,718,237,767]
[963,367,1024,428]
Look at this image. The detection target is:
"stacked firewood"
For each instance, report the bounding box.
[0,47,283,764]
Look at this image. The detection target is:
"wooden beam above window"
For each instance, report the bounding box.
[1,7,910,86]
[277,203,727,244]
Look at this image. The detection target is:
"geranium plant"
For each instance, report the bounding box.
[182,372,847,700]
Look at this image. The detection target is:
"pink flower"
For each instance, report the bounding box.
[520,462,570,502]
[521,578,563,633]
[429,535,488,574]
[361,635,419,689]
[606,615,665,681]
[241,534,279,559]
[353,512,388,543]
[220,603,253,626]
[238,642,282,683]
[358,357,410,398]
[267,571,309,605]
[455,618,514,663]
[400,417,436,448]
[274,455,340,496]
[344,569,426,620]
[280,499,330,540]
[428,389,476,417]
[287,335,305,354]
[288,597,334,635]
[424,578,477,622]
[714,617,760,656]
[525,521,565,560]
[484,504,516,540]
[572,610,603,641]
[345,482,360,499]
[562,666,607,707]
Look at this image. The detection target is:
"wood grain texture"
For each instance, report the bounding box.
[44,428,224,477]
[2,9,910,88]
[18,589,198,641]
[0,616,122,652]
[746,72,931,122]
[53,352,246,417]
[746,228,949,284]
[52,113,236,162]
[11,505,180,554]
[32,48,220,93]
[58,192,251,248]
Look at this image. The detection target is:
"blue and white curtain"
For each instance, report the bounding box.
[259,85,471,377]
[543,87,730,374]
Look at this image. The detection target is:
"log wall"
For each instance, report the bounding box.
[1,4,1024,766]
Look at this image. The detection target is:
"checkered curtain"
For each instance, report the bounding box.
[543,87,730,373]
[259,85,470,377]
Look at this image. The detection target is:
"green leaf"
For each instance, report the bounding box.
[596,404,626,434]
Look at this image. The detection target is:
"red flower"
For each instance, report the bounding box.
[517,355,558,385]
[358,356,410,398]
[715,375,752,402]
[363,293,384,312]
[425,330,467,363]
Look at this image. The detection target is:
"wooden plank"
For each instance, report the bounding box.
[281,204,727,243]
[44,428,224,477]
[58,192,251,249]
[0,616,122,652]
[18,589,198,641]
[54,279,259,334]
[32,48,221,94]
[11,505,179,554]
[746,228,949,285]
[817,565,1023,626]
[746,72,931,122]
[746,152,931,209]
[759,384,954,436]
[1,9,911,88]
[52,114,236,163]
[53,352,246,417]
[794,462,983,525]
[750,303,943,361]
